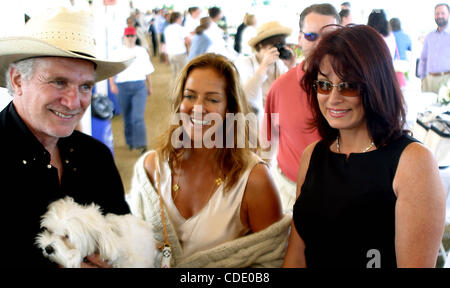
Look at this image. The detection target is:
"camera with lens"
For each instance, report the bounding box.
[274,42,292,60]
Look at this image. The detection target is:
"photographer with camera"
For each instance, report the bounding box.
[234,21,296,125]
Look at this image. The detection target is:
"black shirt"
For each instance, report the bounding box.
[293,134,416,268]
[0,102,130,267]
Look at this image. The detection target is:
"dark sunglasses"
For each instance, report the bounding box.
[302,32,319,42]
[313,80,359,97]
[125,34,136,38]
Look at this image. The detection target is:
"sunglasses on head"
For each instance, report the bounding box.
[313,80,359,97]
[302,32,319,42]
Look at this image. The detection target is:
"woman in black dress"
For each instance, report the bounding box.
[283,25,446,268]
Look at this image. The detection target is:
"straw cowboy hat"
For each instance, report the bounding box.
[0,7,134,88]
[248,21,292,48]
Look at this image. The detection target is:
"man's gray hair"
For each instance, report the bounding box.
[5,58,36,96]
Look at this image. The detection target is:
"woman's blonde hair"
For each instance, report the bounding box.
[154,53,257,192]
[244,14,256,26]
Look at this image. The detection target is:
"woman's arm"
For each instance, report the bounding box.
[241,162,283,233]
[393,142,446,267]
[282,141,318,267]
[145,74,152,97]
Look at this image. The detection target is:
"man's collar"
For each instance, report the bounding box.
[5,102,50,158]
[436,25,450,33]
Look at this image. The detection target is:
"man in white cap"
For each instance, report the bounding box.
[0,7,133,267]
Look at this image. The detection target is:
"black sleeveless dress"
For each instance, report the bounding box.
[293,134,417,267]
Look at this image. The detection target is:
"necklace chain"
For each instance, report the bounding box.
[336,136,375,153]
[172,159,222,203]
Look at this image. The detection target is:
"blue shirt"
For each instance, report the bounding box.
[418,26,450,78]
[392,30,411,60]
[187,33,212,61]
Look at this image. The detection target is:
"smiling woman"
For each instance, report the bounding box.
[179,67,228,144]
[283,25,447,268]
[126,53,290,268]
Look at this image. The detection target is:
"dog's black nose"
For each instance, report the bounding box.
[45,245,54,255]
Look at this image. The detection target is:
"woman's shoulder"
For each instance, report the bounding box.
[397,140,436,167]
[244,154,276,195]
[300,140,322,165]
[394,138,438,180]
[142,150,159,185]
[244,160,282,232]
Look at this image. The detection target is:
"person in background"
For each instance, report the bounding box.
[234,21,296,125]
[340,2,351,10]
[367,9,396,60]
[240,14,257,56]
[164,12,190,81]
[339,9,352,26]
[154,8,167,56]
[187,17,212,61]
[283,25,445,268]
[390,17,412,89]
[126,15,150,53]
[418,3,450,94]
[205,7,224,46]
[263,3,340,212]
[109,27,154,154]
[127,53,290,267]
[0,7,132,267]
[183,7,201,37]
[390,18,411,61]
[159,10,170,64]
[205,6,235,59]
[148,17,158,57]
[234,13,249,54]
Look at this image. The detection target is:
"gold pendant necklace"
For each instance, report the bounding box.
[172,159,182,193]
[172,159,222,202]
[336,136,375,153]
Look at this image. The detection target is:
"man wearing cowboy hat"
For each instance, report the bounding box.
[0,8,133,267]
[263,4,340,212]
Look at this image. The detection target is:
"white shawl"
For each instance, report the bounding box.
[127,153,292,268]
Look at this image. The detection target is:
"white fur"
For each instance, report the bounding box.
[35,197,156,268]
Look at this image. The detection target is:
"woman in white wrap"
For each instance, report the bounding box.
[127,53,291,267]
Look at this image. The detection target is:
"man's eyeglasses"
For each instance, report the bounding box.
[302,32,319,42]
[313,80,359,97]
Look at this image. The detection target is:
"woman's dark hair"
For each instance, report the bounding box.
[301,25,407,148]
[367,9,390,36]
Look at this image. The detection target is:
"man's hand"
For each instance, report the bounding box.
[79,254,113,268]
[260,46,280,68]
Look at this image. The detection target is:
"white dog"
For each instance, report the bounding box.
[35,197,156,268]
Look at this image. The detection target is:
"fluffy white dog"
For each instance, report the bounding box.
[35,197,156,268]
